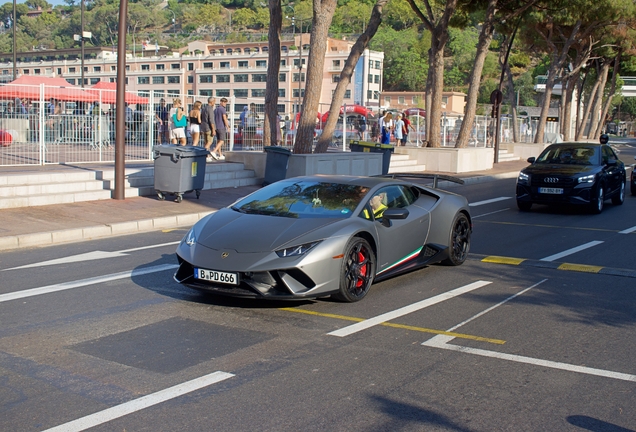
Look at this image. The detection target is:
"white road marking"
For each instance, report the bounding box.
[42,371,235,432]
[0,264,178,303]
[328,280,492,337]
[3,241,181,271]
[619,225,636,234]
[540,240,604,262]
[423,336,636,382]
[472,208,510,219]
[469,197,511,207]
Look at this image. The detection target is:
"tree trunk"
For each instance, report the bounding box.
[596,55,621,139]
[587,62,610,139]
[292,0,338,154]
[314,0,388,153]
[562,74,578,141]
[575,67,598,141]
[455,0,497,148]
[534,62,558,143]
[264,0,283,146]
[427,36,446,147]
[505,62,519,143]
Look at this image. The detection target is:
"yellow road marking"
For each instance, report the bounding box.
[280,307,505,345]
[482,256,525,265]
[558,263,603,273]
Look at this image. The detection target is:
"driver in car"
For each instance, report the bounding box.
[364,192,388,219]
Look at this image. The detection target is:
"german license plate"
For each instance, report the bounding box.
[539,187,563,194]
[194,268,239,285]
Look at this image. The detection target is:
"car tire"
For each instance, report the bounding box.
[611,180,625,205]
[442,213,471,266]
[517,200,532,211]
[591,184,604,214]
[631,180,636,196]
[333,237,376,303]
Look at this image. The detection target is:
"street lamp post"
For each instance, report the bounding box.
[168,9,176,36]
[80,0,84,87]
[12,0,16,80]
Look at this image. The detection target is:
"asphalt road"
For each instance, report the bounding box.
[1,145,635,432]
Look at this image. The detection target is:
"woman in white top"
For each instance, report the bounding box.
[380,112,393,145]
[394,114,404,146]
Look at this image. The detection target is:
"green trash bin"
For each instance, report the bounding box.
[263,146,292,186]
[153,144,208,202]
[349,140,394,175]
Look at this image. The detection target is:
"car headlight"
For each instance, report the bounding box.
[578,174,595,184]
[276,241,321,258]
[184,228,196,246]
[518,172,529,184]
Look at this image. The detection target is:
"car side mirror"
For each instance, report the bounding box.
[527,157,536,163]
[381,208,409,227]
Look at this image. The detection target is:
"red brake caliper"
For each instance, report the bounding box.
[356,250,367,288]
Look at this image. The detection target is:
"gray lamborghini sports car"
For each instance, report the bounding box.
[174,174,471,302]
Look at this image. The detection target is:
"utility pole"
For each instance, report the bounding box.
[80,0,85,87]
[12,0,16,80]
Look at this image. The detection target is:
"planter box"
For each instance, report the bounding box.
[227,150,383,179]
[500,142,550,161]
[395,147,494,173]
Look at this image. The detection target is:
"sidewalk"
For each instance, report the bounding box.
[0,159,528,251]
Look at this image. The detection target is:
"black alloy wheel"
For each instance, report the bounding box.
[334,237,376,302]
[591,184,604,214]
[517,200,532,211]
[443,213,471,266]
[611,180,625,205]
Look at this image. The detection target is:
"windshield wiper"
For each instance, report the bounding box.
[230,206,247,214]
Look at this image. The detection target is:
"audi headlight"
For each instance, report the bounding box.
[276,241,321,258]
[578,174,595,184]
[518,172,529,184]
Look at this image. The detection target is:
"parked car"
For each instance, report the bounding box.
[631,156,636,196]
[516,142,626,214]
[174,174,471,302]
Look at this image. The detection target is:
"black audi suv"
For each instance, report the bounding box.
[516,143,626,214]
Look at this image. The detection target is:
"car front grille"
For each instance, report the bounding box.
[531,176,575,188]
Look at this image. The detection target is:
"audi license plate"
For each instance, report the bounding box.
[539,187,563,194]
[194,268,239,285]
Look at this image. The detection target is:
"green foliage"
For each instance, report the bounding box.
[513,71,538,107]
[444,66,466,90]
[509,51,530,69]
[619,97,636,119]
[478,79,497,104]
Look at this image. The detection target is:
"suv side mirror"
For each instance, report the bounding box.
[527,157,536,163]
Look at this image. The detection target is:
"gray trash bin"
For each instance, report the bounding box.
[263,146,292,186]
[153,144,208,202]
[349,140,394,175]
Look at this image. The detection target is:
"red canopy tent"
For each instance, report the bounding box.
[0,75,97,102]
[88,81,149,105]
[319,104,374,124]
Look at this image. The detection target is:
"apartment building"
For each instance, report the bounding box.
[0,37,384,116]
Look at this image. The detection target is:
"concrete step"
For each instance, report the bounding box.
[498,149,520,162]
[389,164,427,174]
[389,154,426,173]
[0,189,113,209]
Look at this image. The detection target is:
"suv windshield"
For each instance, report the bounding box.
[232,180,370,218]
[536,145,600,165]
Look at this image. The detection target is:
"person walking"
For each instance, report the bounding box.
[200,97,216,161]
[210,97,229,160]
[189,101,202,146]
[402,112,414,145]
[394,114,405,146]
[380,112,393,145]
[154,98,169,144]
[169,98,187,146]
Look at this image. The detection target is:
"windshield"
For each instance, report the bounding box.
[535,145,600,165]
[231,180,370,218]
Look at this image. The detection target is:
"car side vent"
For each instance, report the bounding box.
[423,246,438,257]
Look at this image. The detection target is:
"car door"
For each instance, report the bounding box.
[368,185,431,274]
[601,145,623,195]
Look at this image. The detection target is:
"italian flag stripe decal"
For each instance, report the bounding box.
[377,247,423,275]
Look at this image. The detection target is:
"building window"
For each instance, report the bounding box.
[167,76,180,84]
[199,75,213,83]
[344,90,351,99]
[56,68,62,75]
[188,90,193,95]
[188,63,194,71]
[375,61,381,69]
[90,78,100,85]
[252,74,267,82]
[66,78,75,84]
[167,89,179,96]
[109,77,116,82]
[234,74,248,83]
[110,66,116,71]
[279,73,286,82]
[244,48,251,54]
[138,76,150,84]
[292,73,305,82]
[254,47,260,53]
[251,89,266,97]
[216,89,230,97]
[93,66,101,72]
[141,64,150,71]
[203,62,213,69]
[217,74,230,83]
[412,96,418,104]
[373,91,379,100]
[227,48,233,54]
[279,89,285,97]
[156,64,165,70]
[332,60,341,68]
[238,61,248,68]
[332,75,340,83]
[220,62,230,68]
[234,89,248,97]
[374,75,380,84]
[153,90,165,97]
[69,67,76,73]
[262,46,269,52]
[280,59,286,66]
[369,60,373,69]
[442,96,449,104]
[368,74,373,83]
[126,65,130,71]
[367,90,372,100]
[153,76,165,84]
[281,46,288,53]
[398,96,405,104]
[384,96,391,103]
[187,76,193,83]
[256,60,266,68]
[293,58,305,67]
[199,90,212,96]
[292,89,305,98]
[171,63,180,70]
